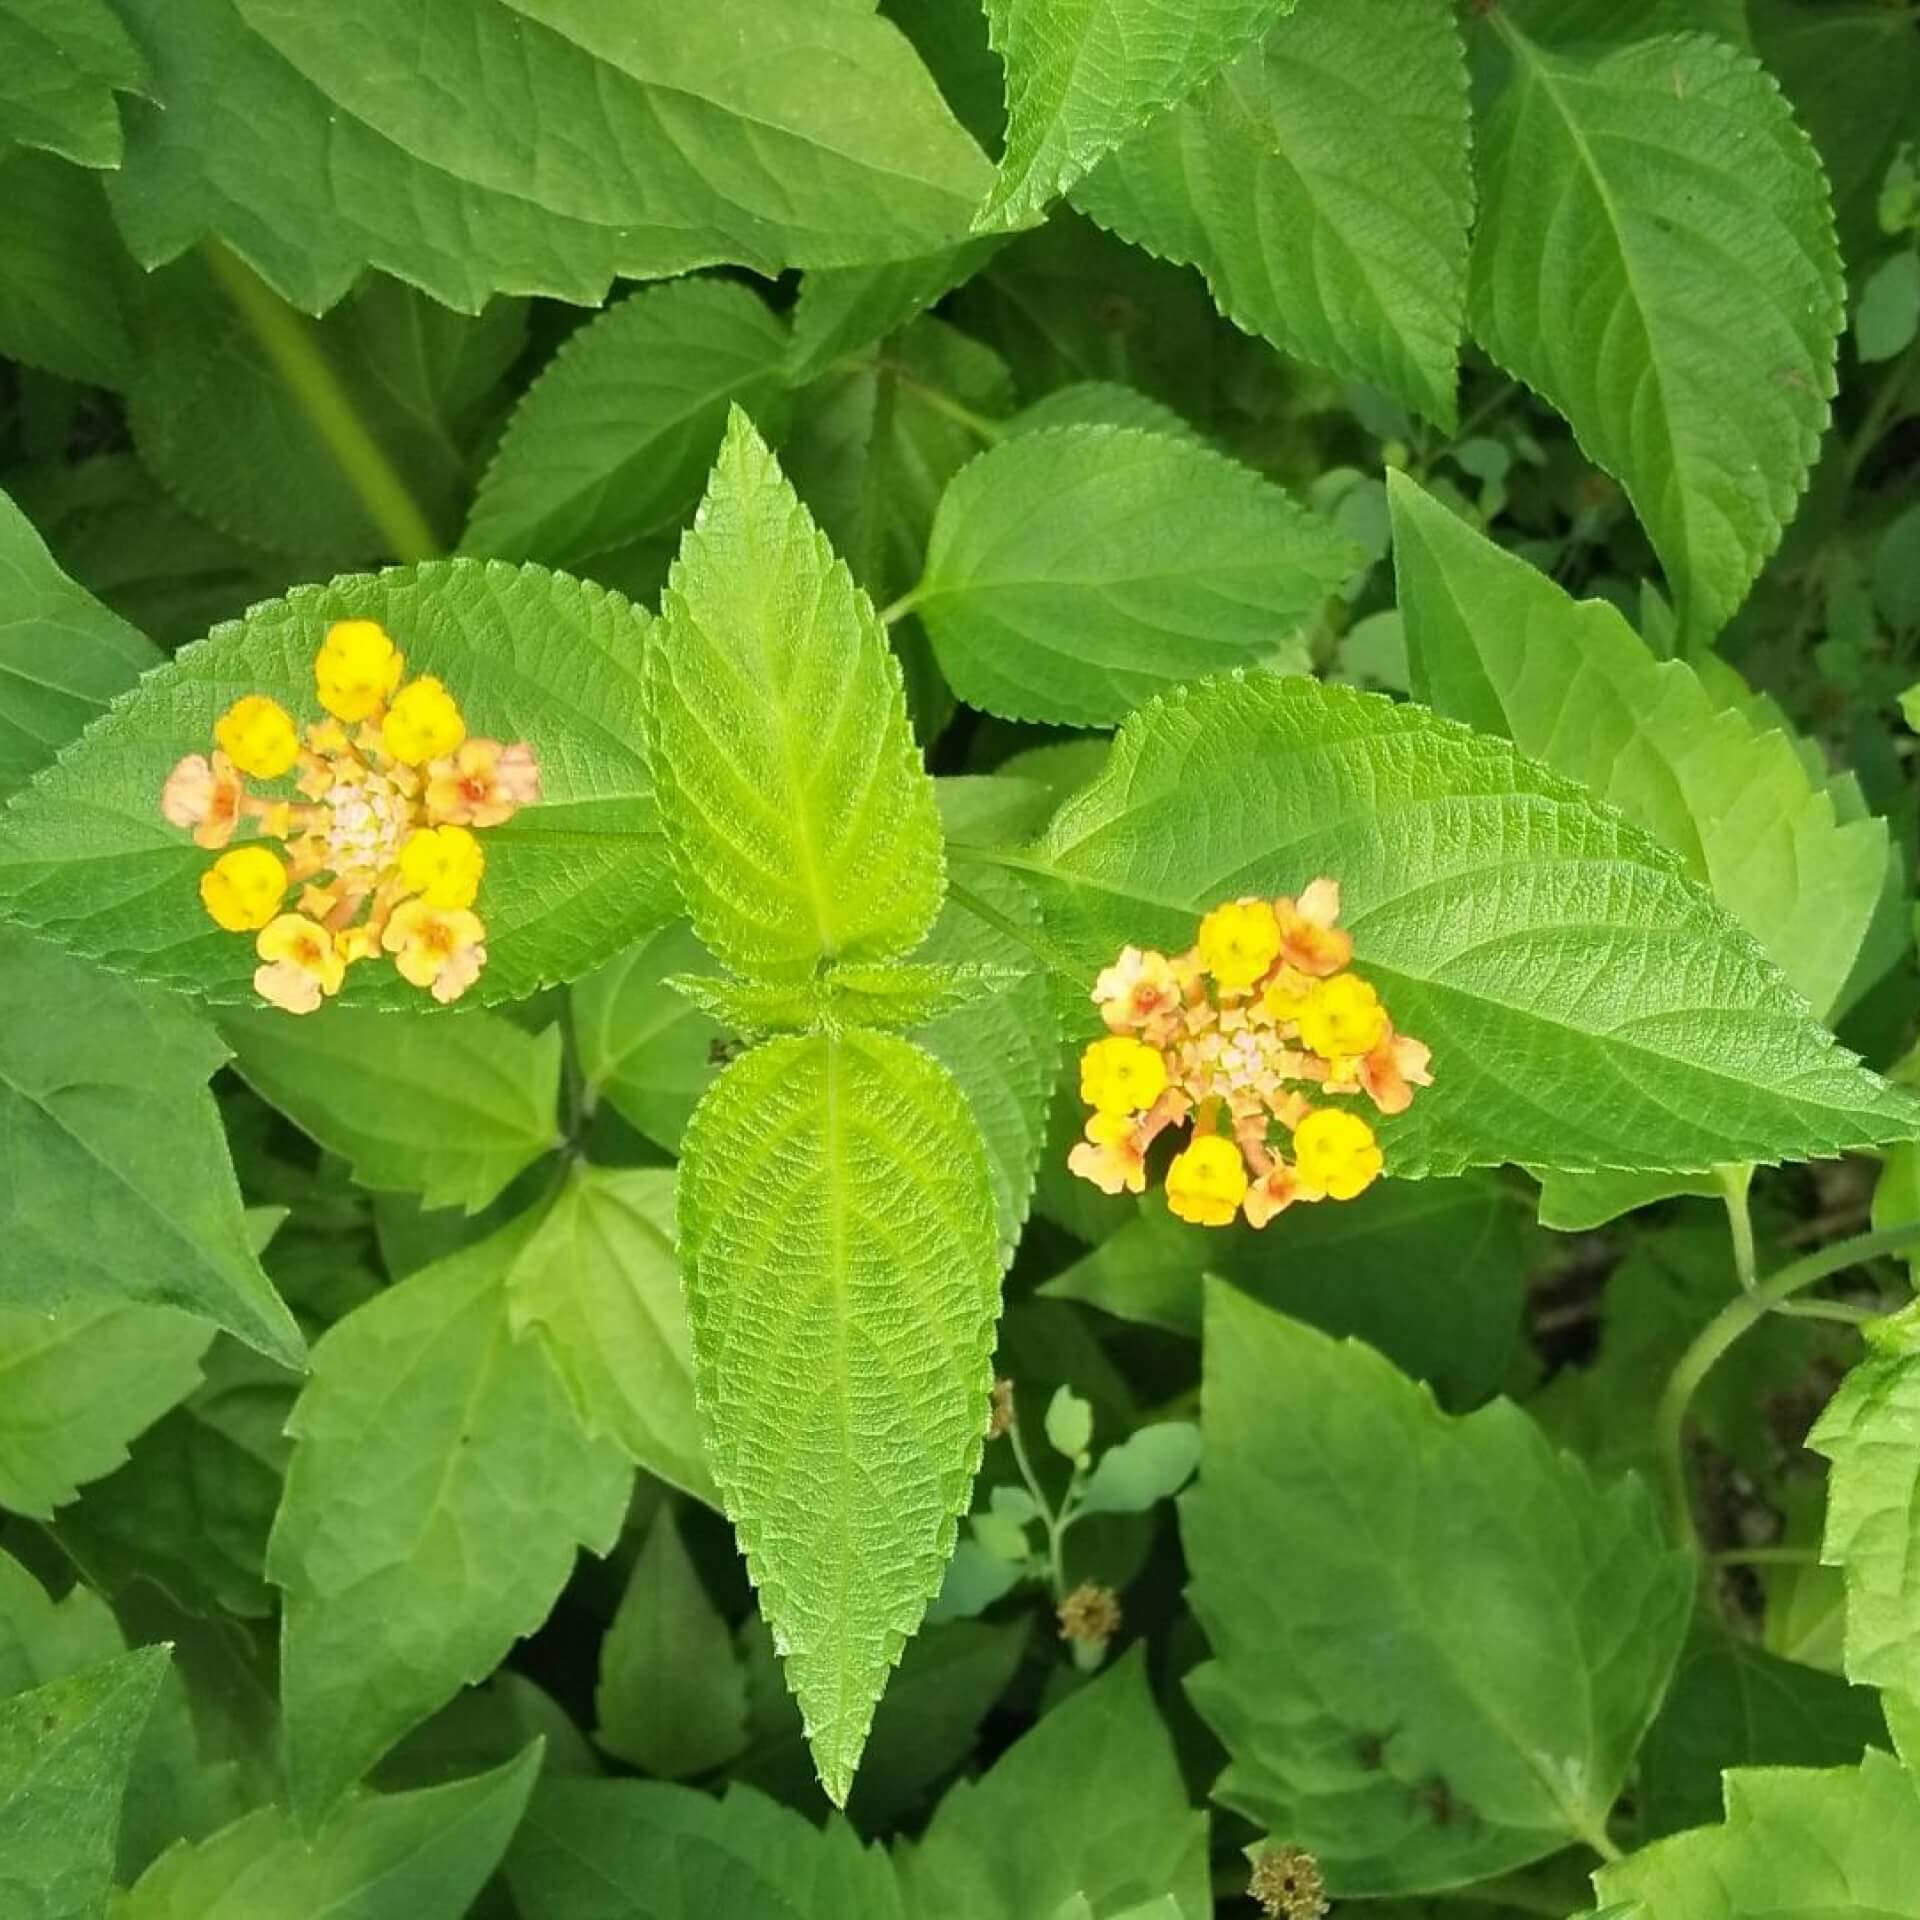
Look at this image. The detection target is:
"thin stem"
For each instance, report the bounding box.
[1003,1414,1067,1597]
[1845,337,1919,484]
[1655,1221,1920,1545]
[877,362,1008,443]
[1719,1163,1757,1293]
[199,242,442,563]
[879,587,924,626]
[1773,1297,1882,1326]
[1710,1546,1822,1569]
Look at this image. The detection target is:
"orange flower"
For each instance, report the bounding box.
[1091,945,1183,1033]
[1359,1028,1434,1116]
[1274,876,1352,978]
[1066,1112,1148,1196]
[424,738,540,828]
[382,899,487,1003]
[1243,1159,1309,1228]
[253,914,346,1015]
[161,751,246,850]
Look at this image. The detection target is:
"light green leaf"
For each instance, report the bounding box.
[1468,25,1843,643]
[1014,673,1920,1177]
[0,1302,210,1519]
[1044,1175,1535,1412]
[0,926,303,1365]
[1008,382,1200,440]
[1857,251,1920,365]
[1592,1750,1920,1917]
[0,560,673,1010]
[504,1165,715,1506]
[465,280,791,569]
[896,1650,1210,1920]
[220,1006,561,1214]
[677,1028,1001,1804]
[506,1777,904,1920]
[0,1646,167,1920]
[268,1213,633,1821]
[1534,1167,1719,1233]
[107,0,990,316]
[976,0,1298,228]
[0,1549,122,1696]
[0,0,145,166]
[118,1746,540,1920]
[1391,471,1886,1019]
[787,241,1005,384]
[914,425,1360,725]
[1044,1386,1093,1461]
[1187,1283,1692,1893]
[649,410,944,983]
[0,483,159,803]
[1080,1422,1200,1515]
[669,962,1020,1036]
[1810,1343,1920,1702]
[1496,0,1751,48]
[1074,0,1471,425]
[593,1506,746,1778]
[923,1542,1022,1624]
[573,922,727,1154]
[0,150,134,388]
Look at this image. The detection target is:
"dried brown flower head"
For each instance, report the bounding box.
[987,1377,1016,1439]
[1055,1581,1122,1648]
[1248,1844,1328,1920]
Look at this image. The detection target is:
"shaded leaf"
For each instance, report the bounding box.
[0,0,145,166]
[0,151,135,388]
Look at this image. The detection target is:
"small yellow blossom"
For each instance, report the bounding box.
[1260,963,1316,1024]
[383,899,487,1003]
[1166,1134,1249,1227]
[314,618,405,722]
[1196,898,1282,991]
[425,738,540,828]
[381,676,465,765]
[1080,1035,1169,1116]
[198,844,288,931]
[1066,1112,1148,1196]
[214,694,300,779]
[161,751,246,850]
[398,824,485,909]
[1091,944,1183,1033]
[1293,1107,1383,1201]
[1297,973,1388,1063]
[253,914,346,1015]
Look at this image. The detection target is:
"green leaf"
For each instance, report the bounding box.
[220,1006,561,1214]
[0,150,135,388]
[1857,251,1920,365]
[0,926,303,1365]
[1044,1386,1093,1461]
[0,560,674,1010]
[0,0,146,166]
[1468,25,1843,643]
[1186,1283,1692,1892]
[1391,471,1886,1019]
[593,1506,746,1778]
[105,0,990,318]
[649,410,944,983]
[1810,1343,1920,1702]
[914,426,1360,725]
[464,280,792,569]
[1073,0,1471,425]
[1636,1629,1888,1842]
[0,1302,210,1518]
[54,1339,294,1620]
[1592,1750,1920,1916]
[670,962,1020,1036]
[504,1165,716,1506]
[1014,673,1920,1177]
[0,1549,122,1696]
[1080,1422,1200,1515]
[0,1646,167,1920]
[268,1213,632,1821]
[976,0,1299,228]
[118,1746,540,1920]
[787,241,1005,385]
[0,482,159,803]
[677,1028,1002,1805]
[573,922,727,1154]
[506,1777,904,1920]
[1045,1175,1535,1412]
[896,1650,1210,1920]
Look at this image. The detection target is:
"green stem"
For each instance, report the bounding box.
[878,362,1008,443]
[1710,1546,1822,1569]
[199,242,441,563]
[1655,1221,1920,1544]
[1718,1163,1757,1293]
[1773,1297,1881,1326]
[1845,335,1919,484]
[1004,1413,1068,1597]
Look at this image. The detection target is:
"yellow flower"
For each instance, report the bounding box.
[253,913,346,1015]
[315,619,406,722]
[214,694,299,779]
[1080,1035,1169,1116]
[425,738,540,828]
[1293,1107,1383,1202]
[398,824,485,909]
[198,844,288,931]
[1165,1134,1248,1227]
[1091,944,1183,1033]
[383,899,487,1003]
[381,676,465,765]
[1196,898,1282,991]
[1297,973,1388,1063]
[1067,1112,1148,1196]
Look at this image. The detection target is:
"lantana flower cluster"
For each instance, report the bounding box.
[1067,880,1432,1229]
[159,619,539,1014]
